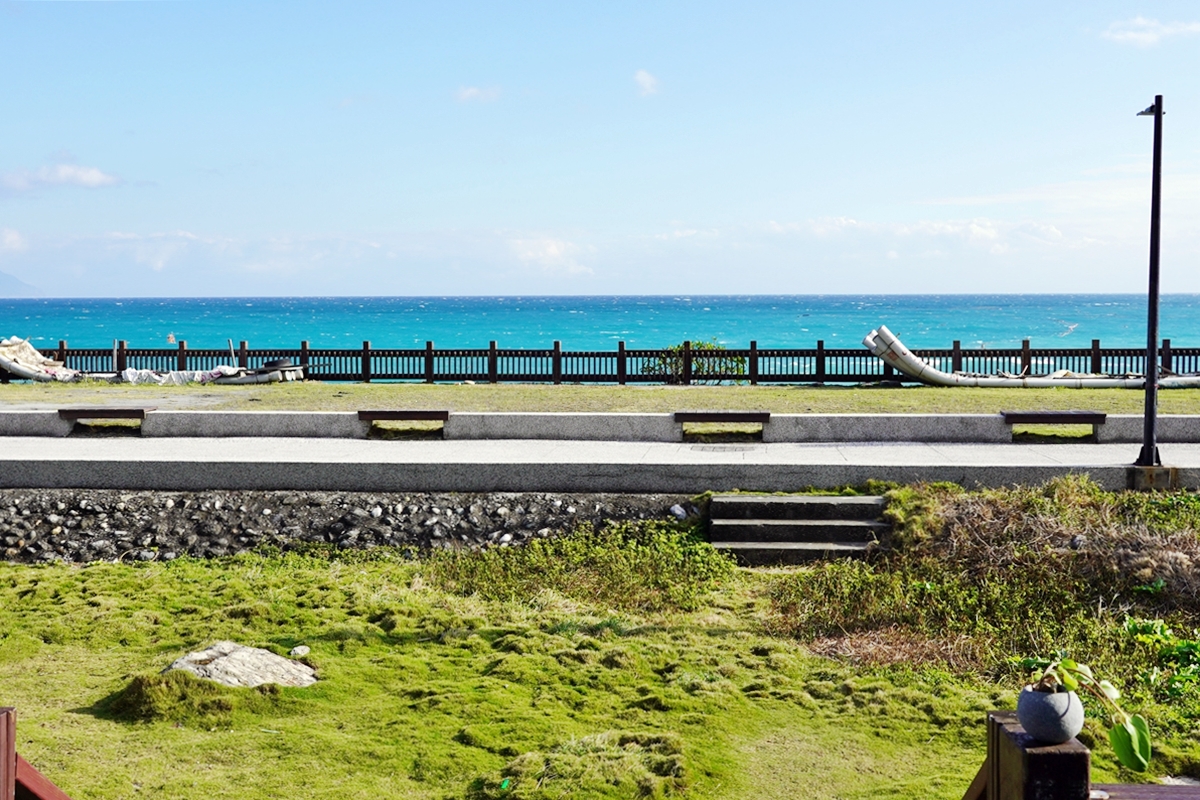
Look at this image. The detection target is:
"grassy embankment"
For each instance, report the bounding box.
[5,381,1199,437]
[5,477,1200,798]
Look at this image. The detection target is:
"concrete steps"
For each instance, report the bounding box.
[708,494,888,565]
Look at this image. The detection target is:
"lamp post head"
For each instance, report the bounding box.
[1137,95,1163,117]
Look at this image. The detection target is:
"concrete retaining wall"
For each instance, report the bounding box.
[762,414,1011,443]
[444,412,681,441]
[2,457,1191,493]
[0,411,74,437]
[1096,415,1200,444]
[141,411,371,439]
[6,409,1200,444]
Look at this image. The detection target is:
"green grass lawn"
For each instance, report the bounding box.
[5,380,1200,415]
[6,479,1200,799]
[0,550,997,800]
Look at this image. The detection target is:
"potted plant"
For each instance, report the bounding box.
[1018,655,1152,772]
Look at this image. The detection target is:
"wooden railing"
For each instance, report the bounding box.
[20,337,1194,385]
[1,708,73,800]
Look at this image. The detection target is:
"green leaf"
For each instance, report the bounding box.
[1060,658,1078,671]
[1109,718,1151,773]
[1060,670,1079,692]
[1073,663,1094,682]
[1131,714,1152,767]
[1098,680,1121,700]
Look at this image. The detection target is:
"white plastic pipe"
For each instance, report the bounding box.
[863,325,1200,389]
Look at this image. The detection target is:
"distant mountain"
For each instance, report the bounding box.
[0,270,42,298]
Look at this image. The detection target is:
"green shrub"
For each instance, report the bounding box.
[639,340,745,385]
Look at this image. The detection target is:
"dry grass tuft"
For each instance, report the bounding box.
[806,626,985,671]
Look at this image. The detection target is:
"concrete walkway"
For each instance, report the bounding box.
[2,437,1197,492]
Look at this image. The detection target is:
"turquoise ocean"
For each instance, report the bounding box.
[1,295,1197,351]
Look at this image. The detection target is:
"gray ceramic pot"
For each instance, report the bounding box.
[1016,687,1085,744]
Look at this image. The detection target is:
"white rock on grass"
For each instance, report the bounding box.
[167,641,317,688]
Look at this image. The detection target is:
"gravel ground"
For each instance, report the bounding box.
[0,489,699,564]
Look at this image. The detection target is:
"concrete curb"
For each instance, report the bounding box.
[142,411,370,439]
[763,414,1010,443]
[443,412,681,441]
[7,410,1200,445]
[0,411,74,437]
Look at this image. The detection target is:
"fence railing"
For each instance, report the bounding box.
[24,338,1193,385]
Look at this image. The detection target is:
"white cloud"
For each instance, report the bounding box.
[1102,16,1200,46]
[634,69,658,96]
[1,162,120,192]
[455,86,501,103]
[1,228,26,252]
[509,237,593,275]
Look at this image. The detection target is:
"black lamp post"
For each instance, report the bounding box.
[1134,95,1164,468]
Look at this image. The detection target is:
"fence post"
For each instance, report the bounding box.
[816,340,826,383]
[488,341,498,384]
[57,340,67,364]
[749,340,758,385]
[177,341,188,371]
[952,340,962,373]
[362,341,372,383]
[425,341,434,383]
[300,341,310,370]
[117,340,128,373]
[238,341,248,369]
[1021,339,1031,376]
[617,341,627,385]
[552,341,562,385]
[682,341,692,385]
[1,707,14,800]
[1162,338,1172,374]
[1091,339,1102,374]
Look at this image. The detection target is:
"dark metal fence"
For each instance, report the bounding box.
[30,338,1193,385]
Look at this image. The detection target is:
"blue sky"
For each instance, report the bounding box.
[0,1,1198,297]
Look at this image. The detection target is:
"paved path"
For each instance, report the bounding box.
[1,437,1195,492]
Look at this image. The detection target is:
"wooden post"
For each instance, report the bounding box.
[177,341,187,371]
[816,340,826,383]
[488,341,498,384]
[985,711,1090,800]
[237,341,248,369]
[56,341,67,364]
[682,340,692,385]
[1021,339,1031,376]
[425,341,434,383]
[952,340,962,373]
[1091,339,1102,375]
[749,341,758,385]
[552,341,562,385]
[617,341,627,385]
[361,341,372,383]
[300,341,310,370]
[117,340,128,373]
[1162,338,1172,374]
[1,707,14,800]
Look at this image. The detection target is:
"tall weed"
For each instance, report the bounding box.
[425,522,735,612]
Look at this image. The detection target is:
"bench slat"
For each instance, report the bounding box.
[357,410,450,422]
[674,411,771,424]
[57,408,155,421]
[1001,411,1106,426]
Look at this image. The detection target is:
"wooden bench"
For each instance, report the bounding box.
[963,711,1199,800]
[356,410,450,422]
[673,411,771,424]
[57,407,156,421]
[1002,410,1106,439]
[2,707,74,800]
